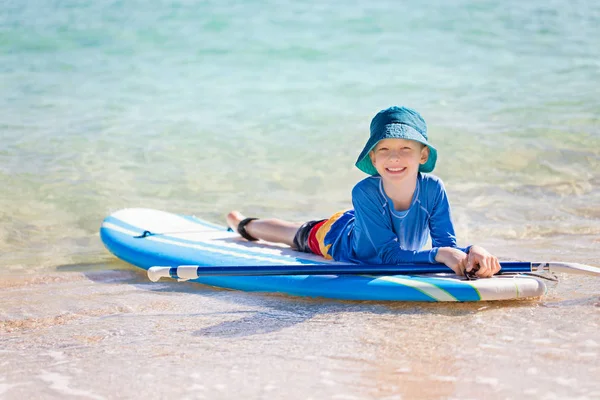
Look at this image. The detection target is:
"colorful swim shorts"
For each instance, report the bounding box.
[292,210,351,260]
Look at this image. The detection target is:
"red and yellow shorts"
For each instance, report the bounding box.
[292,211,348,260]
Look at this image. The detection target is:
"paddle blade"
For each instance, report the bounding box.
[547,262,600,276]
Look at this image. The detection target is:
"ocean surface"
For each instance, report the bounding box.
[1,0,599,398]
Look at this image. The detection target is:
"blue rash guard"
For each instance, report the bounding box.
[321,173,469,264]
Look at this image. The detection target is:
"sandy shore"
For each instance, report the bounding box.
[2,262,599,400]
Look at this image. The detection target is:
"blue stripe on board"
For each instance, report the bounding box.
[397,276,480,301]
[191,275,441,301]
[103,215,329,265]
[103,215,153,235]
[179,214,226,230]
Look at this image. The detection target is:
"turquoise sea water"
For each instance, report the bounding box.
[2,0,600,270]
[1,1,600,398]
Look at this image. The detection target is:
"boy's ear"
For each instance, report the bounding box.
[420,146,430,165]
[369,150,376,164]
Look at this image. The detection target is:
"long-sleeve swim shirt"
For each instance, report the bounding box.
[323,173,469,264]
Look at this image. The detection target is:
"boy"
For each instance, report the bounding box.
[226,106,500,278]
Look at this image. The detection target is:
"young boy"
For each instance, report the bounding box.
[226,106,501,278]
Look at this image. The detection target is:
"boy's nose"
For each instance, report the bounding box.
[388,150,401,159]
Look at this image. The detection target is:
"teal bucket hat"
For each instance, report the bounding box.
[355,106,437,175]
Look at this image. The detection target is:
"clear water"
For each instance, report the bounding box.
[1,1,599,398]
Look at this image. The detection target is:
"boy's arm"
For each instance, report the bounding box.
[428,179,501,277]
[428,180,470,254]
[352,185,438,264]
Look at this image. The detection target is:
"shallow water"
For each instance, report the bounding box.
[1,0,600,398]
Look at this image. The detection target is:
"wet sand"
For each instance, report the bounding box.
[2,260,599,400]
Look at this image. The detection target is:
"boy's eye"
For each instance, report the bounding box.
[378,147,389,152]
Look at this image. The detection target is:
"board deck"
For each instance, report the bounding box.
[100,208,547,302]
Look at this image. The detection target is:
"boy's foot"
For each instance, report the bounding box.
[226,211,246,232]
[226,211,260,241]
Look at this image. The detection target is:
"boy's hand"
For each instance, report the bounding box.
[466,245,501,278]
[435,247,468,276]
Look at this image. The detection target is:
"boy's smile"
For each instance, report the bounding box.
[369,138,429,181]
[385,167,407,174]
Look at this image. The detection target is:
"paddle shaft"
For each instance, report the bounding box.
[148,262,600,282]
[146,261,579,282]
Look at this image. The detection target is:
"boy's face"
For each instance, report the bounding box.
[368,138,429,182]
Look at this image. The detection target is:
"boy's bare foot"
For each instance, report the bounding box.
[226,210,246,232]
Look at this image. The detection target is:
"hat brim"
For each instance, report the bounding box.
[355,124,437,175]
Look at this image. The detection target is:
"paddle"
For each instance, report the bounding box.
[147,261,600,282]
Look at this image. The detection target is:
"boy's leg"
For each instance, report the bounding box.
[226,211,301,247]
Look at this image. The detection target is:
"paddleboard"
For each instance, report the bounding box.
[100,208,547,302]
